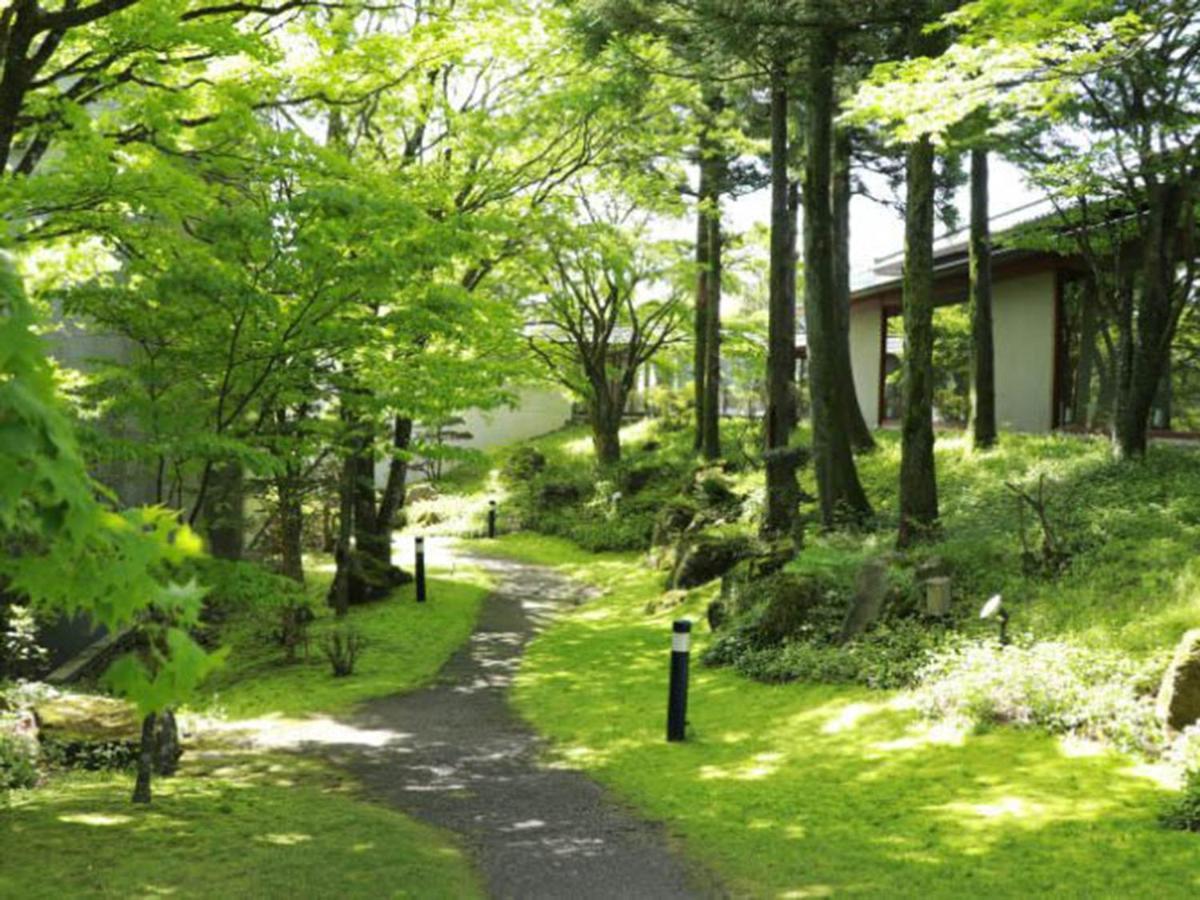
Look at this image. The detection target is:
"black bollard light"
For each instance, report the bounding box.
[487,499,497,539]
[666,619,692,742]
[415,535,427,603]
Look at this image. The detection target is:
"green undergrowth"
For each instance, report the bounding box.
[493,533,1200,898]
[197,560,488,719]
[1,754,481,899]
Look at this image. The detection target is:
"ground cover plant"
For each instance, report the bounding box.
[491,532,1200,898]
[194,558,488,719]
[1,754,481,899]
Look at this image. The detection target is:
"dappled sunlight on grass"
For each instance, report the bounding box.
[2,754,482,899]
[497,533,1200,898]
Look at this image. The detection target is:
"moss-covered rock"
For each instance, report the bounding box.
[1158,629,1200,730]
[669,535,754,590]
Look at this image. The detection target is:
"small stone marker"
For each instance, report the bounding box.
[839,558,888,642]
[1157,629,1200,730]
[924,576,952,618]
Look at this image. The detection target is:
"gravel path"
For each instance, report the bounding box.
[320,550,719,900]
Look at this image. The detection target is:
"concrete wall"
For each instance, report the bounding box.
[993,270,1056,433]
[849,299,883,429]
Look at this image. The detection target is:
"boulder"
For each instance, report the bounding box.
[651,500,698,549]
[669,535,754,590]
[706,598,728,632]
[719,540,798,613]
[839,559,889,642]
[1157,629,1200,731]
[923,576,952,618]
[405,483,439,505]
[35,694,140,743]
[753,573,840,647]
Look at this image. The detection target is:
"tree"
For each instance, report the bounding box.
[524,208,685,464]
[0,258,219,803]
[968,146,998,448]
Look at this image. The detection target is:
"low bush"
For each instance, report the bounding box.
[1160,770,1200,832]
[1,604,49,680]
[0,717,39,791]
[323,627,364,678]
[913,639,1165,754]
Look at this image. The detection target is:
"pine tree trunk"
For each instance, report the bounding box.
[802,36,872,529]
[701,204,723,460]
[764,61,799,534]
[968,147,997,449]
[832,127,875,452]
[131,712,157,804]
[786,178,802,430]
[897,135,940,547]
[693,142,713,453]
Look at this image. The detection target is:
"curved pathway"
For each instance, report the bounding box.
[321,550,718,900]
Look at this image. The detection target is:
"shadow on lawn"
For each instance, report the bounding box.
[509,550,1200,899]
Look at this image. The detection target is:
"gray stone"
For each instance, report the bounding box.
[924,576,952,617]
[1157,629,1200,731]
[839,558,889,642]
[35,693,140,743]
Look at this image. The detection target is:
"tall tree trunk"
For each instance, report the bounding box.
[330,449,354,617]
[897,134,939,547]
[277,464,305,584]
[1115,182,1185,458]
[968,147,997,449]
[832,127,875,452]
[701,202,723,460]
[203,462,244,561]
[368,416,413,567]
[764,61,800,534]
[693,140,713,453]
[1074,276,1099,428]
[785,178,802,430]
[131,712,157,804]
[802,35,872,529]
[590,394,622,466]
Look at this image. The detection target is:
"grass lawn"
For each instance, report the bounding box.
[1,754,481,899]
[494,533,1200,898]
[199,570,489,719]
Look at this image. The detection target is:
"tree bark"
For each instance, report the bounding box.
[369,416,413,561]
[897,134,940,547]
[701,200,723,460]
[590,395,622,466]
[1074,277,1099,428]
[131,712,157,804]
[832,127,875,452]
[968,147,997,449]
[202,462,244,561]
[277,465,305,584]
[785,178,802,431]
[693,150,712,453]
[802,35,872,529]
[764,61,800,534]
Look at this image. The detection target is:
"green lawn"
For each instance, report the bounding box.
[1,755,481,899]
[199,571,489,719]
[496,533,1200,898]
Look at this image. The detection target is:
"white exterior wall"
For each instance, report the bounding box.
[849,299,883,429]
[456,386,572,451]
[993,270,1056,433]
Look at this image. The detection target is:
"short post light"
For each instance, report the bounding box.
[487,499,497,539]
[415,535,427,603]
[666,619,692,742]
[980,594,1009,645]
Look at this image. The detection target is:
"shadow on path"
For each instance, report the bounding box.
[314,550,719,900]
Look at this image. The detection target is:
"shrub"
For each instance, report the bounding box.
[913,639,1164,754]
[1,604,48,680]
[502,446,547,482]
[0,718,39,791]
[1160,770,1200,832]
[323,627,364,677]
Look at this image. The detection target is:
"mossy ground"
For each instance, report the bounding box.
[2,754,481,899]
[492,532,1200,898]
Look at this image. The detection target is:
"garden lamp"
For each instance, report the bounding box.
[979,594,1010,646]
